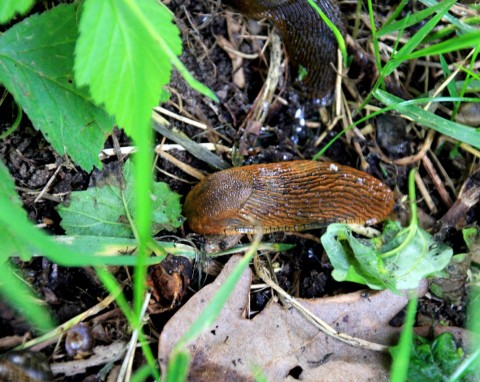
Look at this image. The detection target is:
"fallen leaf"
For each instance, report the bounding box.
[158,255,429,381]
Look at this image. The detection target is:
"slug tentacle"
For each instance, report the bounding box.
[222,0,346,102]
[184,160,394,235]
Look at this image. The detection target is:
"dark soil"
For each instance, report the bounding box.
[0,0,476,380]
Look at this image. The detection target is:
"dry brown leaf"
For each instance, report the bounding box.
[159,255,431,381]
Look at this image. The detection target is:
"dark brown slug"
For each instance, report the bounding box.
[0,351,53,382]
[184,160,394,235]
[222,0,346,102]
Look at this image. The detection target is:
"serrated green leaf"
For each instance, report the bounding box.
[74,0,181,133]
[58,160,183,237]
[321,221,453,290]
[0,0,35,24]
[0,4,114,171]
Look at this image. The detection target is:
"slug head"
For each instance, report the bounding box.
[184,169,255,234]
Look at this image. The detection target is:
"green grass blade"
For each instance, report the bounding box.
[390,296,418,382]
[306,0,347,66]
[166,237,261,380]
[381,0,409,30]
[166,351,190,382]
[403,30,480,61]
[177,239,259,347]
[0,260,54,332]
[382,0,456,77]
[96,267,135,323]
[419,0,475,33]
[0,0,35,24]
[374,90,480,148]
[378,1,452,37]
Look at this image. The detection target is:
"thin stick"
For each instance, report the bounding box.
[254,256,389,352]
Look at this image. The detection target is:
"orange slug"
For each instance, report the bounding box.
[184,160,394,235]
[222,0,346,102]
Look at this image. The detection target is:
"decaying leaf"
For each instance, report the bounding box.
[147,255,193,314]
[158,255,429,381]
[429,253,471,306]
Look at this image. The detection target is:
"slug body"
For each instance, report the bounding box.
[0,351,53,382]
[222,0,346,102]
[184,160,394,235]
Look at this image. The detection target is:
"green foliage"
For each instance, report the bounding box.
[0,162,31,260]
[0,0,34,24]
[391,333,472,382]
[75,0,179,133]
[378,1,460,37]
[321,168,453,291]
[321,221,453,291]
[57,160,183,237]
[404,30,480,61]
[0,162,167,266]
[0,162,54,331]
[73,0,215,320]
[0,0,216,335]
[0,260,55,332]
[374,90,480,149]
[390,297,418,382]
[419,0,475,35]
[375,0,455,77]
[74,0,217,135]
[305,0,347,66]
[0,4,114,172]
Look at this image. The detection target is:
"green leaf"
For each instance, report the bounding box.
[0,4,114,171]
[75,0,180,133]
[0,162,54,332]
[0,161,33,260]
[374,90,480,149]
[463,226,478,251]
[58,160,184,237]
[391,333,471,382]
[0,260,54,332]
[0,0,35,24]
[321,221,453,290]
[0,164,164,267]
